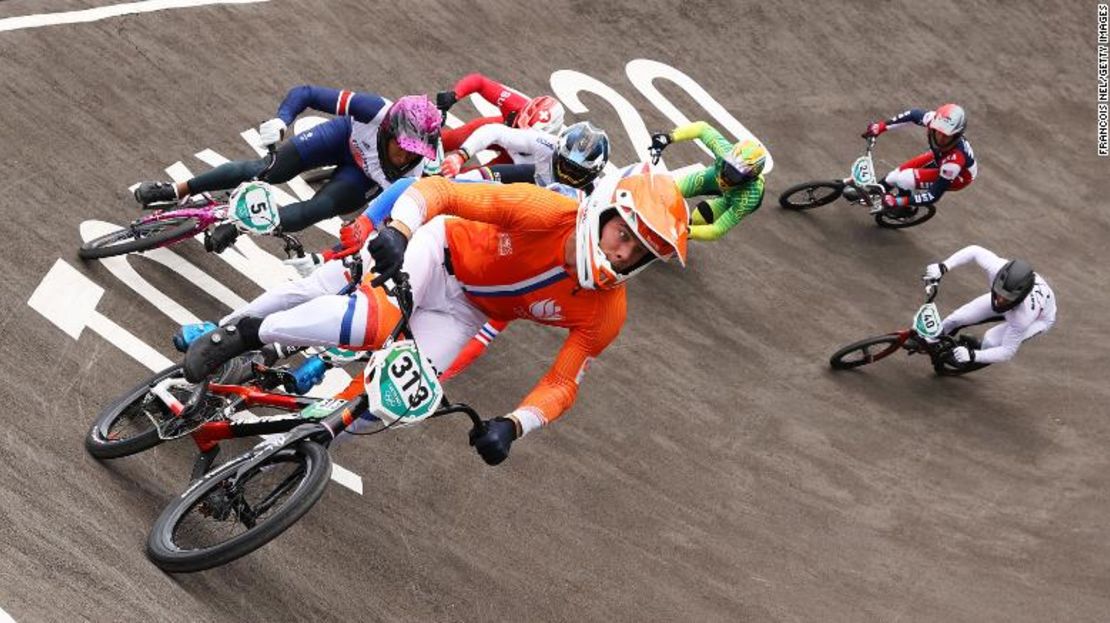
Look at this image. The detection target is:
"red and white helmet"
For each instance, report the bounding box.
[575,163,689,291]
[927,103,967,152]
[515,95,566,134]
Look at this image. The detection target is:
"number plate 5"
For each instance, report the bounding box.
[228,181,281,234]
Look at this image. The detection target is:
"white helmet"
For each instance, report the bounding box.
[927,103,967,151]
[574,163,689,291]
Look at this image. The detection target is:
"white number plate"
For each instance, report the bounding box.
[363,340,443,424]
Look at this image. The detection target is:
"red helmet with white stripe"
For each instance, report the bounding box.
[927,103,967,152]
[514,96,566,134]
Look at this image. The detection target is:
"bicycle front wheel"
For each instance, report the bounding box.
[829,334,905,370]
[146,441,332,573]
[779,181,844,210]
[79,216,199,259]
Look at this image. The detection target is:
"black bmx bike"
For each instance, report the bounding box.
[829,281,989,375]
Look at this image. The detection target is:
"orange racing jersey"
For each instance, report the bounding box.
[396,177,627,429]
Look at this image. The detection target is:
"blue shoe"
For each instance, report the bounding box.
[173,321,217,353]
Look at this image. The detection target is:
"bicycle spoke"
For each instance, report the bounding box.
[170,457,306,551]
[250,469,307,517]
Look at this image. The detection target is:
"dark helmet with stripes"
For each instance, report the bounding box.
[991,259,1035,313]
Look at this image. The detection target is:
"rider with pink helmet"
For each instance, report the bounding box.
[133,85,441,251]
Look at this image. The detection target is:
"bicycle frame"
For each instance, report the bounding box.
[125,149,306,254]
[830,281,973,373]
[134,198,226,244]
[153,272,482,481]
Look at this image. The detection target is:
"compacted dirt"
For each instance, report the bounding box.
[0,1,1106,621]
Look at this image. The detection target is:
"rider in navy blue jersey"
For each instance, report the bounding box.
[134,85,441,249]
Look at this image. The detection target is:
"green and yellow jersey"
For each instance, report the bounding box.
[669,121,765,241]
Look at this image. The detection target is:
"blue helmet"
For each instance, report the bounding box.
[553,121,610,188]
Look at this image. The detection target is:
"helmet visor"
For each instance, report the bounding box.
[392,114,439,160]
[992,291,1018,311]
[616,203,678,260]
[555,158,597,187]
[719,159,756,187]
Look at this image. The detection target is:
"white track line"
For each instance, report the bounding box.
[0,0,269,33]
[0,605,15,622]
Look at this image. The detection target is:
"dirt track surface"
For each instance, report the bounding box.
[1,1,1107,621]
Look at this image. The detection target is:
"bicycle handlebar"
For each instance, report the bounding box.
[257,144,279,180]
[923,280,939,303]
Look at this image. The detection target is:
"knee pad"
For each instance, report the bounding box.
[353,284,402,349]
[885,168,917,192]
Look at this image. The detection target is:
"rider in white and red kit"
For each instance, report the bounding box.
[862,103,977,215]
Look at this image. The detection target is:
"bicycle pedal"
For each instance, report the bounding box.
[252,364,298,392]
[205,223,240,253]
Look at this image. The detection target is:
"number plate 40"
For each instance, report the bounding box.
[364,340,443,424]
[913,302,944,339]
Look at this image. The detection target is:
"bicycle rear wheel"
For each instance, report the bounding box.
[79,216,199,259]
[85,365,181,459]
[829,334,905,370]
[874,203,936,229]
[779,181,844,210]
[146,441,331,573]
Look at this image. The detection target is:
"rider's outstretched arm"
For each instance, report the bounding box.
[275,85,389,125]
[452,73,529,118]
[941,245,1008,277]
[882,108,930,130]
[390,176,578,233]
[671,121,733,159]
[458,125,550,162]
[510,305,625,436]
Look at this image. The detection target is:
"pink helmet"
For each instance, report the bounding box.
[379,95,441,160]
[514,95,565,134]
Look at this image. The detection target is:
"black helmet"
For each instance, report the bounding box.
[991,259,1035,313]
[553,121,610,188]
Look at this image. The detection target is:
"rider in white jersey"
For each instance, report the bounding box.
[440,121,609,191]
[923,245,1057,365]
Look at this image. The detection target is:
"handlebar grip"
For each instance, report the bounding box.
[923,281,939,303]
